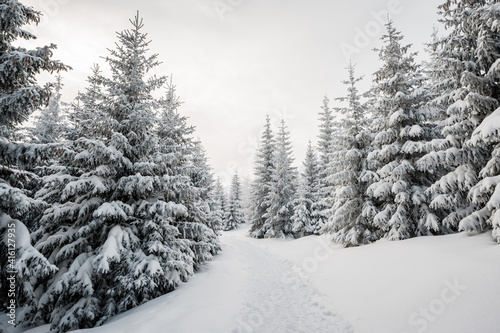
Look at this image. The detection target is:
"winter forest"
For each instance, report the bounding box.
[1,0,500,332]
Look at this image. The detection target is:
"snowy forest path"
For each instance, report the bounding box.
[20,227,352,333]
[225,229,352,333]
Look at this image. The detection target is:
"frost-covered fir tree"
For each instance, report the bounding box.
[32,14,216,332]
[421,26,450,149]
[0,0,67,128]
[224,173,243,231]
[239,176,253,224]
[409,27,452,227]
[464,109,500,242]
[0,141,59,326]
[317,96,335,168]
[31,74,66,143]
[230,172,243,217]
[231,173,243,224]
[250,115,275,238]
[449,2,500,242]
[263,120,298,238]
[157,80,221,262]
[206,184,223,235]
[291,189,312,238]
[185,140,221,260]
[214,177,228,228]
[418,0,500,234]
[365,21,436,241]
[423,26,449,99]
[66,65,111,141]
[189,140,222,235]
[0,0,68,226]
[315,96,335,232]
[0,0,67,327]
[324,63,376,246]
[291,142,323,237]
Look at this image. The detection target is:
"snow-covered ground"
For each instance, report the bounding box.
[20,225,500,333]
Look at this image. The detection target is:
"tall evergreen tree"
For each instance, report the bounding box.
[239,176,253,224]
[315,96,335,232]
[436,1,500,241]
[365,21,436,241]
[66,65,111,141]
[0,0,67,327]
[156,82,221,261]
[224,172,243,231]
[411,27,453,229]
[464,108,500,243]
[184,140,221,263]
[317,96,335,168]
[213,177,227,229]
[250,116,275,238]
[31,74,66,143]
[291,141,323,236]
[324,63,376,246]
[418,0,500,236]
[263,120,298,238]
[0,0,67,128]
[32,14,216,332]
[193,141,222,235]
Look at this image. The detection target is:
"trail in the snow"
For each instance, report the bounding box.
[19,228,352,333]
[226,234,353,333]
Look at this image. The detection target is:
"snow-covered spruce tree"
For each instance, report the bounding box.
[239,176,253,223]
[31,74,66,143]
[365,21,437,241]
[291,189,312,238]
[66,64,112,141]
[189,140,218,231]
[0,0,67,326]
[464,109,500,242]
[231,172,244,224]
[421,26,450,151]
[417,0,500,232]
[0,0,68,225]
[158,80,221,263]
[223,172,243,231]
[213,177,228,229]
[263,120,298,238]
[250,115,275,238]
[423,26,449,99]
[453,3,500,242]
[0,141,59,326]
[32,14,208,332]
[0,0,67,128]
[206,181,223,235]
[184,140,221,263]
[323,63,376,246]
[408,27,453,228]
[291,141,323,237]
[28,73,70,191]
[317,96,335,169]
[315,96,335,233]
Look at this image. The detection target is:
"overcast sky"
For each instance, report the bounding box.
[22,0,440,186]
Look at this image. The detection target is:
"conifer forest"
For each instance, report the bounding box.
[1,1,500,332]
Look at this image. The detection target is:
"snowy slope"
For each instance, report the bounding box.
[20,225,500,333]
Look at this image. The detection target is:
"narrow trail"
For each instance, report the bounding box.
[224,232,352,333]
